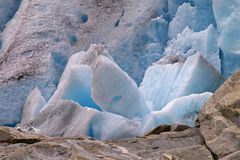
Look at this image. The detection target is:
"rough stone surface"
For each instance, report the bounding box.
[146,124,190,135]
[0,126,44,144]
[0,126,214,160]
[199,71,240,159]
[111,128,213,160]
[219,150,240,160]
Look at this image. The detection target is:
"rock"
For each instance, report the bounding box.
[147,125,172,135]
[158,145,214,160]
[0,129,139,160]
[170,124,191,132]
[0,139,140,160]
[219,150,240,160]
[0,126,214,160]
[146,124,190,135]
[112,128,213,160]
[199,71,240,158]
[0,126,43,144]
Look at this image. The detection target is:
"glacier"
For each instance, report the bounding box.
[168,0,216,39]
[0,0,21,50]
[142,92,212,134]
[111,14,169,84]
[24,100,141,140]
[21,88,46,124]
[165,53,224,103]
[0,0,21,32]
[53,65,100,110]
[140,53,224,110]
[212,0,240,77]
[92,55,149,119]
[45,44,114,110]
[139,55,184,111]
[0,0,239,141]
[45,44,149,118]
[19,44,225,140]
[165,25,220,71]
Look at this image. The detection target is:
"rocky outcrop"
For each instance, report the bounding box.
[146,124,190,135]
[219,151,240,160]
[112,128,213,160]
[0,126,213,160]
[199,71,240,159]
[0,126,44,144]
[0,126,139,160]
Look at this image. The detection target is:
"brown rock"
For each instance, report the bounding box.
[0,127,214,160]
[0,127,139,160]
[158,145,214,160]
[147,124,190,135]
[199,71,240,158]
[219,150,240,160]
[0,126,43,144]
[111,128,213,160]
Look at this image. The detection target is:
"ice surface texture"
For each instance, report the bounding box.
[0,0,239,137]
[44,44,149,119]
[25,100,141,140]
[212,0,240,77]
[21,45,224,140]
[168,0,216,39]
[92,55,149,119]
[140,53,224,111]
[165,25,220,72]
[21,88,46,124]
[142,92,212,134]
[0,0,21,32]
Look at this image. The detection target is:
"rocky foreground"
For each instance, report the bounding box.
[0,71,239,160]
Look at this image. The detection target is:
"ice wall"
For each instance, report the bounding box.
[168,0,216,39]
[212,0,240,77]
[19,45,224,140]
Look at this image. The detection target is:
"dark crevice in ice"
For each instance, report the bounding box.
[219,48,225,75]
